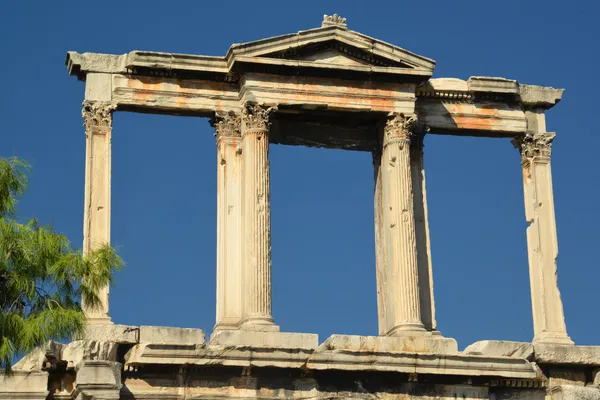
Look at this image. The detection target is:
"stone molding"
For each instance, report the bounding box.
[383,113,417,148]
[241,104,277,135]
[513,132,555,160]
[211,111,241,143]
[82,101,116,135]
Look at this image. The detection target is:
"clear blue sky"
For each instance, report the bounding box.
[2,0,599,349]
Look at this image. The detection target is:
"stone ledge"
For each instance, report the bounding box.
[306,351,540,379]
[0,371,48,399]
[209,330,318,350]
[321,334,458,355]
[463,340,534,359]
[140,326,205,345]
[78,324,139,344]
[535,344,600,366]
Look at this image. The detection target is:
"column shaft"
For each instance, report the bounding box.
[82,101,116,325]
[514,131,573,345]
[214,113,243,331]
[240,105,278,331]
[373,150,389,335]
[410,133,437,333]
[381,114,425,335]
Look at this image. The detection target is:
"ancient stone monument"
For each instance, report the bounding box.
[4,14,600,400]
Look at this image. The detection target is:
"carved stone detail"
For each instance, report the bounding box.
[211,111,241,143]
[322,14,347,28]
[242,104,277,135]
[82,101,116,135]
[383,114,417,147]
[512,132,555,159]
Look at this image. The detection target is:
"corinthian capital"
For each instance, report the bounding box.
[242,104,277,135]
[512,132,555,159]
[383,113,417,148]
[211,111,241,143]
[82,101,116,135]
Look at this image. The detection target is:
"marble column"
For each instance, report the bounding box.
[240,104,279,331]
[213,112,243,331]
[513,131,573,345]
[373,149,389,335]
[381,114,425,335]
[410,129,437,333]
[82,101,116,325]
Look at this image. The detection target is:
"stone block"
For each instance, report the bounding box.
[548,368,586,387]
[79,324,139,344]
[320,334,458,354]
[62,340,119,366]
[519,84,564,108]
[74,360,122,400]
[210,330,318,350]
[12,341,64,371]
[85,73,112,102]
[535,344,600,366]
[549,385,600,399]
[468,76,519,94]
[0,371,48,399]
[139,326,205,345]
[463,340,534,359]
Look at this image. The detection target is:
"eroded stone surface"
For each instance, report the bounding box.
[79,324,139,343]
[0,371,48,399]
[463,340,534,359]
[535,344,600,366]
[321,334,458,354]
[210,330,317,350]
[549,385,600,399]
[139,326,205,345]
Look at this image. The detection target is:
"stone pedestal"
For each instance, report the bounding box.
[73,360,122,400]
[513,130,573,345]
[213,112,243,331]
[82,100,116,325]
[240,105,279,331]
[379,114,425,335]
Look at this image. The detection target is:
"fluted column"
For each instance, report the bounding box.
[410,129,437,333]
[240,104,279,331]
[373,149,389,335]
[213,112,243,331]
[381,114,425,335]
[82,101,116,325]
[513,132,573,345]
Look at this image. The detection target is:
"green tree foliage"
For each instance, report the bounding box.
[0,157,123,372]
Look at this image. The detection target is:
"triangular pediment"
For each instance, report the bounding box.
[225,23,436,78]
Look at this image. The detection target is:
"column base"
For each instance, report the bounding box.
[386,322,427,337]
[240,317,280,332]
[213,319,242,333]
[533,332,574,346]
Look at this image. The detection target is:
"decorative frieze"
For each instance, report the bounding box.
[512,132,555,159]
[82,101,116,135]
